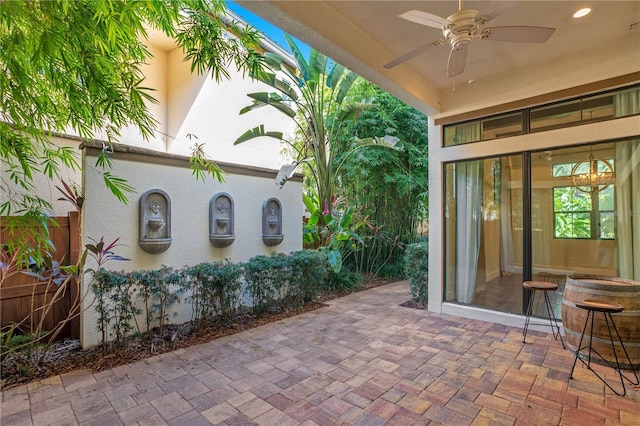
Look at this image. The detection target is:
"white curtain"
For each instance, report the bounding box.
[614,140,639,280]
[531,189,552,267]
[500,158,515,274]
[614,90,640,280]
[455,160,483,303]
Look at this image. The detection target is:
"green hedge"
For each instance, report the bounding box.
[181,260,244,322]
[404,241,428,305]
[90,250,328,346]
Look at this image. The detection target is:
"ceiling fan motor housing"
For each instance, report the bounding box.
[443,9,483,48]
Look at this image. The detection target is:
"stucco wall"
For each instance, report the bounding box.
[80,144,302,347]
[115,37,295,170]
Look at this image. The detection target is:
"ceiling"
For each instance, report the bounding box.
[236,1,640,115]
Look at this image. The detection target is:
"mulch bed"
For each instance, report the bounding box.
[400,300,426,310]
[1,277,402,390]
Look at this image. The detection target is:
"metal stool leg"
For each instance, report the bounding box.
[570,309,592,380]
[570,308,639,397]
[522,289,535,344]
[542,290,565,348]
[605,312,640,389]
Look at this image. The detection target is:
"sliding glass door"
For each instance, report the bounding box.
[444,137,640,315]
[444,155,523,314]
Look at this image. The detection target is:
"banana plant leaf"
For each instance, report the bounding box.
[303,190,319,214]
[308,49,328,84]
[336,71,358,104]
[234,125,283,145]
[284,34,310,82]
[241,92,296,118]
[327,62,347,89]
[263,52,284,68]
[275,162,299,189]
[251,69,298,101]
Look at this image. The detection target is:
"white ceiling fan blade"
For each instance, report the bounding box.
[384,40,444,69]
[399,10,450,29]
[447,45,468,77]
[479,1,518,23]
[483,26,555,43]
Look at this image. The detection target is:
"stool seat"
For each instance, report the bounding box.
[522,281,564,348]
[523,280,558,291]
[576,300,623,313]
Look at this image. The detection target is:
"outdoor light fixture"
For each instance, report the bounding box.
[573,7,592,19]
[570,153,614,193]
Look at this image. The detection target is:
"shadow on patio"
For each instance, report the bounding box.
[2,281,638,425]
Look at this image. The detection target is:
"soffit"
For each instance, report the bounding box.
[236,1,640,116]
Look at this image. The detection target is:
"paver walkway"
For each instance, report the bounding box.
[2,281,639,425]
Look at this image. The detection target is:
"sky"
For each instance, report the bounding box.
[226,1,311,58]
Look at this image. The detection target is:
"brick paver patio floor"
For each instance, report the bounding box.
[2,281,639,425]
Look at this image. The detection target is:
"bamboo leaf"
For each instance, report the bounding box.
[102,172,135,204]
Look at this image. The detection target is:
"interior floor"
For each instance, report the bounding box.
[472,272,564,320]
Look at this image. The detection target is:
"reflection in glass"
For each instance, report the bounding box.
[443,138,639,316]
[444,155,523,314]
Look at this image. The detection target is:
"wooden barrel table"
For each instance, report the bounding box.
[561,275,640,369]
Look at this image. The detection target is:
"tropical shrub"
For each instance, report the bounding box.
[92,266,182,346]
[404,241,429,305]
[336,80,429,277]
[326,268,363,292]
[88,250,335,347]
[181,261,244,323]
[287,249,328,306]
[91,270,139,345]
[244,253,290,315]
[144,266,181,337]
[303,189,365,273]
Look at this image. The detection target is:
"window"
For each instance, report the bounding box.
[531,99,582,131]
[552,159,615,239]
[444,112,522,146]
[553,186,592,238]
[443,85,639,146]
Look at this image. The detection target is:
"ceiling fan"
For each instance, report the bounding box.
[384,0,556,77]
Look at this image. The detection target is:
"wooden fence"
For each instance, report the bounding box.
[1,212,81,341]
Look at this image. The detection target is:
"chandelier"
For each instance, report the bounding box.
[570,154,614,193]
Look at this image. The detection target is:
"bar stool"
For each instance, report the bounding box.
[569,300,640,397]
[522,281,565,348]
